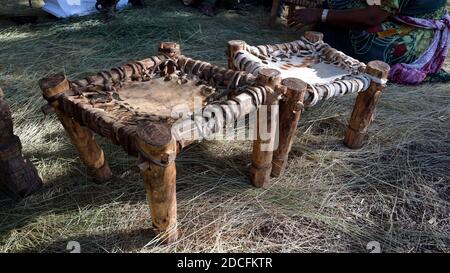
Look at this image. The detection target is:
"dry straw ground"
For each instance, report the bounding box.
[0,0,449,253]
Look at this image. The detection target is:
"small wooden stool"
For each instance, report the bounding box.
[228,31,390,176]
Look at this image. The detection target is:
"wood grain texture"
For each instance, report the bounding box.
[249,69,281,188]
[272,78,307,177]
[344,60,390,149]
[227,40,246,70]
[137,122,178,243]
[40,74,112,182]
[0,87,43,197]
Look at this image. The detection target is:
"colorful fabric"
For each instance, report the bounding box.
[388,10,450,84]
[321,0,448,73]
[424,69,450,83]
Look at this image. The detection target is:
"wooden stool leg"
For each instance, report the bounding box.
[227,40,246,70]
[39,74,112,182]
[158,41,181,59]
[305,31,324,43]
[137,122,178,243]
[271,78,307,177]
[344,61,390,149]
[0,88,43,197]
[250,69,282,188]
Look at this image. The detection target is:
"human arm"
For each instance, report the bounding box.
[287,6,390,29]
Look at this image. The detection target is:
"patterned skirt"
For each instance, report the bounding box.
[319,0,445,65]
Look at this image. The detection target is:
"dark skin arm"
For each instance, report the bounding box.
[288,6,390,29]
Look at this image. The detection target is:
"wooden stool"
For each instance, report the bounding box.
[228,31,390,177]
[39,42,287,243]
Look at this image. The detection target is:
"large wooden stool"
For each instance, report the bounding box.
[39,42,288,243]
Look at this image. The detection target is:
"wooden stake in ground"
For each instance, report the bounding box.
[249,68,281,188]
[0,87,43,197]
[271,78,307,177]
[137,122,178,243]
[344,60,390,149]
[39,74,112,182]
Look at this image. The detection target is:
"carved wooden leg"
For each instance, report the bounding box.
[250,69,281,188]
[344,61,390,149]
[137,122,178,243]
[0,88,43,197]
[271,78,307,177]
[39,74,112,182]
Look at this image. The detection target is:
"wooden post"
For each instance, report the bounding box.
[343,60,390,149]
[304,31,324,43]
[159,42,181,76]
[249,69,281,188]
[137,122,178,243]
[0,87,43,197]
[159,42,181,58]
[271,78,307,177]
[227,40,246,70]
[269,0,281,27]
[39,74,112,182]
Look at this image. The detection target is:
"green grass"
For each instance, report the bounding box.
[0,0,449,253]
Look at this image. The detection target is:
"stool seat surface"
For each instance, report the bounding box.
[231,38,371,106]
[264,54,350,85]
[117,76,210,118]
